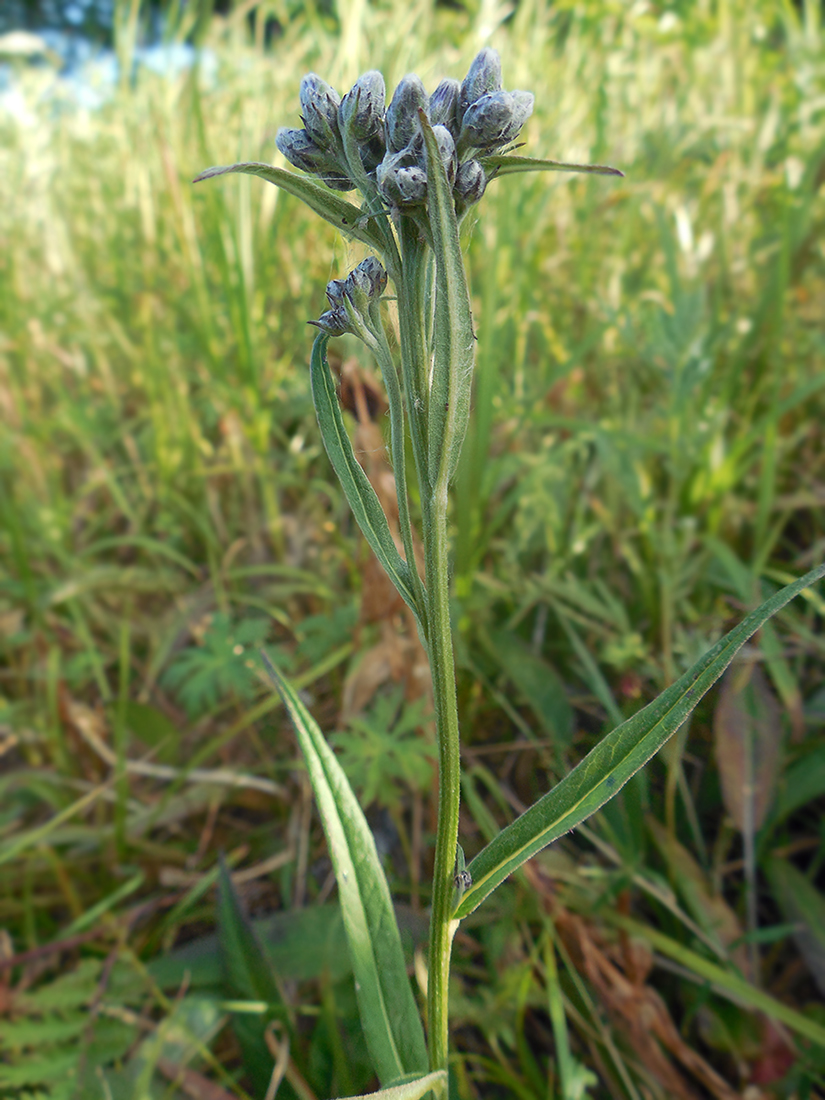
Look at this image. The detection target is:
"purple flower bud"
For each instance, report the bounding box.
[385,74,428,153]
[459,89,534,150]
[431,124,457,186]
[377,152,428,207]
[454,158,487,204]
[339,70,386,142]
[345,256,388,307]
[458,48,502,126]
[309,307,351,336]
[276,127,341,175]
[300,73,342,149]
[325,278,347,307]
[429,78,460,137]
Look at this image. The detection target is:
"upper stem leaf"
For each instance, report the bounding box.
[310,332,423,624]
[419,111,475,489]
[481,154,625,178]
[193,161,387,253]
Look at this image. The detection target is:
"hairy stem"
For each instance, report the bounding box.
[423,476,461,1081]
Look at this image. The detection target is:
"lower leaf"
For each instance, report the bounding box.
[455,562,825,919]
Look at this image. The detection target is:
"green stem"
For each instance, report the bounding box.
[423,476,461,1081]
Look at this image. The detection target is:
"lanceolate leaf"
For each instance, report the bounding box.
[420,112,475,488]
[481,154,625,178]
[455,562,825,920]
[261,654,428,1087]
[329,1071,447,1100]
[310,332,423,625]
[193,162,386,253]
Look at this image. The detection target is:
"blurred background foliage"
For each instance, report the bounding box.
[1,0,824,1096]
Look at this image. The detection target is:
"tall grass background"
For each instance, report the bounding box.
[1,0,824,1096]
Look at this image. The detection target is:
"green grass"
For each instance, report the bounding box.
[1,0,824,1096]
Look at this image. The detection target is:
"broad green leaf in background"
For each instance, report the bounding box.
[455,562,825,920]
[261,654,428,1087]
[764,856,825,998]
[193,162,386,253]
[310,333,424,626]
[488,629,573,747]
[217,859,295,1097]
[420,112,475,488]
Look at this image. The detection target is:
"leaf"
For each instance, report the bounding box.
[609,913,825,1049]
[714,660,782,832]
[217,858,295,1097]
[454,561,825,920]
[310,332,424,625]
[329,1070,447,1100]
[764,856,825,997]
[480,154,625,178]
[488,629,573,746]
[261,653,429,1087]
[773,743,825,823]
[193,161,386,253]
[420,110,475,488]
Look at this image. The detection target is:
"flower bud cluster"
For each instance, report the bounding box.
[277,49,533,211]
[310,256,388,336]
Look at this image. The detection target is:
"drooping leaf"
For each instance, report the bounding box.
[261,653,429,1087]
[714,660,782,832]
[310,333,424,626]
[454,562,825,920]
[480,154,624,178]
[193,161,386,253]
[764,856,825,997]
[420,111,475,487]
[217,858,296,1097]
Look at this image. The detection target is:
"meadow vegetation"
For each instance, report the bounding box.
[1,0,824,1096]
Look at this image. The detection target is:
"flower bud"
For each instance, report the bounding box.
[385,73,427,153]
[431,124,457,186]
[459,89,534,151]
[345,256,388,307]
[458,48,501,126]
[454,158,487,204]
[300,73,342,150]
[309,307,351,336]
[429,78,460,137]
[339,70,386,142]
[377,152,428,207]
[325,278,347,307]
[276,127,341,175]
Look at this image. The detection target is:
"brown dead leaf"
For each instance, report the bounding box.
[647,815,750,979]
[714,658,782,833]
[157,1058,237,1100]
[554,906,741,1100]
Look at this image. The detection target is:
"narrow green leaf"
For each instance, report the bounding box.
[765,857,825,996]
[310,332,423,624]
[261,653,429,1086]
[609,913,825,1049]
[217,859,296,1097]
[330,1070,446,1100]
[481,154,625,178]
[455,562,825,920]
[193,162,386,253]
[420,112,475,488]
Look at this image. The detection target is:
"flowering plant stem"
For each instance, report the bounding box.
[196,50,825,1100]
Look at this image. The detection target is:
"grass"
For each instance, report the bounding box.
[1,0,824,1096]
